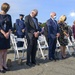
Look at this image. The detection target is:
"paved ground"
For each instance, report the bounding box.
[1,49,75,75]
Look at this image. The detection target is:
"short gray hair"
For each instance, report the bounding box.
[32,9,38,14]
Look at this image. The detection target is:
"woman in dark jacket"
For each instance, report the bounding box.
[0,3,12,73]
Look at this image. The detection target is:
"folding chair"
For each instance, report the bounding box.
[71,36,75,54]
[10,34,27,60]
[56,38,60,49]
[71,36,75,45]
[37,35,48,59]
[66,37,74,55]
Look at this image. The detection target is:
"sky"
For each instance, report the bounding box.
[0,0,75,26]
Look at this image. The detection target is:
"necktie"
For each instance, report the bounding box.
[53,20,57,25]
[33,18,38,29]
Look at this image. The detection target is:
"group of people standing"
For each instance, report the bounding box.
[0,2,75,73]
[0,3,42,73]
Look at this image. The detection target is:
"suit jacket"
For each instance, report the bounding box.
[46,18,59,39]
[25,15,39,39]
[16,19,25,36]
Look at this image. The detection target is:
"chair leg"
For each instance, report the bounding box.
[40,48,45,59]
[72,46,75,54]
[66,46,72,55]
[14,51,17,61]
[22,50,24,59]
[16,50,19,59]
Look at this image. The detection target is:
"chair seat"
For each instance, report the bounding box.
[16,47,26,51]
[40,46,48,49]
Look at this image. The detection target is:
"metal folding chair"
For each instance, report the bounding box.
[66,37,74,55]
[10,34,27,60]
[37,35,48,59]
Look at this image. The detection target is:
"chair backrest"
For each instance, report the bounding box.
[71,36,75,42]
[56,38,60,48]
[10,33,17,50]
[68,37,73,46]
[10,34,27,51]
[16,38,27,49]
[24,36,28,46]
[38,35,48,49]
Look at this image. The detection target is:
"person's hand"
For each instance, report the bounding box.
[34,32,38,38]
[66,34,69,37]
[56,33,60,38]
[22,29,25,33]
[4,32,10,39]
[6,32,9,39]
[0,30,10,39]
[64,32,69,37]
[34,31,39,38]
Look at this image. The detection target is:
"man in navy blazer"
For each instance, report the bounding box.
[16,14,26,47]
[46,12,60,61]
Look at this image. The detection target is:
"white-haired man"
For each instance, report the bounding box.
[46,12,60,61]
[25,9,40,66]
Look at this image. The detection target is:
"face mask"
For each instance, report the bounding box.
[53,16,56,20]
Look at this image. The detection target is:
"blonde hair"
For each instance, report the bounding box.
[59,15,67,23]
[1,3,10,13]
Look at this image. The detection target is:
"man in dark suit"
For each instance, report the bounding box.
[25,9,40,66]
[46,12,60,61]
[16,14,26,47]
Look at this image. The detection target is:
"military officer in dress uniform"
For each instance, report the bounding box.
[16,14,26,47]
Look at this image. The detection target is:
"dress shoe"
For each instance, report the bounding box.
[26,63,32,67]
[32,61,36,64]
[31,62,36,66]
[3,67,10,71]
[31,62,40,66]
[49,58,53,61]
[0,69,6,73]
[62,56,66,59]
[53,58,57,62]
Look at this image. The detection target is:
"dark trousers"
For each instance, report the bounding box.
[48,38,56,59]
[27,37,37,63]
[69,35,72,42]
[17,35,24,47]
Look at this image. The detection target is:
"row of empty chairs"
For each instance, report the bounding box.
[10,33,75,60]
